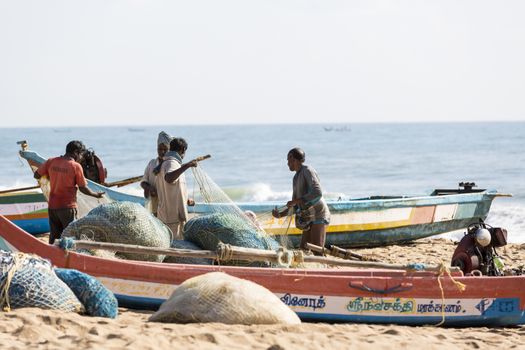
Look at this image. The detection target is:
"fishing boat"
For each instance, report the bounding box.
[0,215,524,326]
[0,191,49,234]
[18,145,509,247]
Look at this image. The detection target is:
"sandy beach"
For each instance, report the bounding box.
[0,238,524,349]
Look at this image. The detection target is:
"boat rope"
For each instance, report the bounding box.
[406,263,426,271]
[0,253,28,312]
[276,248,292,267]
[59,237,76,250]
[434,261,467,326]
[217,243,235,262]
[276,248,305,268]
[292,250,305,266]
[284,207,294,236]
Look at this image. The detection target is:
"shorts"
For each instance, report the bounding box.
[48,208,78,245]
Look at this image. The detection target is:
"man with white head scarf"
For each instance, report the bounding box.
[140,131,172,216]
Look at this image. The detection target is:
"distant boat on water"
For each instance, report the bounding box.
[324,126,351,132]
[128,128,145,132]
[53,128,72,133]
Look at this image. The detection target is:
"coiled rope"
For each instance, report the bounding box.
[0,253,28,311]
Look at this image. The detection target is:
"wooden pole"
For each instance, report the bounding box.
[194,154,211,162]
[0,185,41,195]
[62,240,458,272]
[103,175,143,188]
[305,243,375,261]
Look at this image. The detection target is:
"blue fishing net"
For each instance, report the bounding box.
[0,252,82,312]
[184,213,281,252]
[54,268,118,318]
[63,201,172,262]
[163,240,213,265]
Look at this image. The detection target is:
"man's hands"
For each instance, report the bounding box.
[286,198,303,208]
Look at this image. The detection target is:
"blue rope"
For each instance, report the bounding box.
[407,263,426,271]
[58,237,75,250]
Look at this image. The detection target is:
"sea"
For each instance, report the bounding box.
[1,122,524,242]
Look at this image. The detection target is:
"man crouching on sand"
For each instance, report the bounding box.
[34,140,105,244]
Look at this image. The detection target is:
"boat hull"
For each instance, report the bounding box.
[0,215,524,327]
[20,150,500,247]
[0,191,49,234]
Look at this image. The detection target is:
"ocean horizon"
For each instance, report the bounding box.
[1,122,524,242]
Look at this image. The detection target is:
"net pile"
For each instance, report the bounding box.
[0,251,83,312]
[149,272,301,324]
[55,268,118,318]
[184,213,280,251]
[163,240,212,265]
[63,201,172,262]
[186,166,283,257]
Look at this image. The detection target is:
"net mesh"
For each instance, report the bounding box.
[185,166,287,257]
[37,176,113,218]
[54,268,118,318]
[63,202,172,262]
[149,272,301,324]
[0,251,83,312]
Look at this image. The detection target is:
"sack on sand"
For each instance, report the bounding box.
[0,252,83,313]
[149,272,301,325]
[54,268,118,318]
[63,201,172,262]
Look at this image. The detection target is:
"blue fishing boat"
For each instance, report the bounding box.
[18,145,509,247]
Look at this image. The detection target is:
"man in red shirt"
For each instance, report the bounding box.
[34,140,105,244]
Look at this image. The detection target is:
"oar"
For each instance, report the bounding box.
[0,185,41,195]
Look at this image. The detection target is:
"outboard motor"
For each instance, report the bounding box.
[80,148,107,184]
[451,220,508,276]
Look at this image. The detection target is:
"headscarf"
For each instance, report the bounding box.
[157,131,172,147]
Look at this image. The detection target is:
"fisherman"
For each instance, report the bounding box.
[155,137,197,239]
[272,147,330,252]
[140,131,171,216]
[34,140,105,244]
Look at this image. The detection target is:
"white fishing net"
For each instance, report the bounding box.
[184,166,290,253]
[37,176,113,218]
[149,272,301,324]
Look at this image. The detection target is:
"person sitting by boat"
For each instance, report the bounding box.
[140,131,171,216]
[272,147,330,252]
[155,137,197,239]
[34,140,105,244]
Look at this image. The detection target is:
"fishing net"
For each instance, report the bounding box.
[149,272,301,324]
[187,166,286,254]
[184,213,280,251]
[163,240,213,265]
[54,268,118,318]
[62,201,172,262]
[37,176,113,218]
[0,251,83,312]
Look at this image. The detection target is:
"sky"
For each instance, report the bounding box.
[1,0,525,127]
